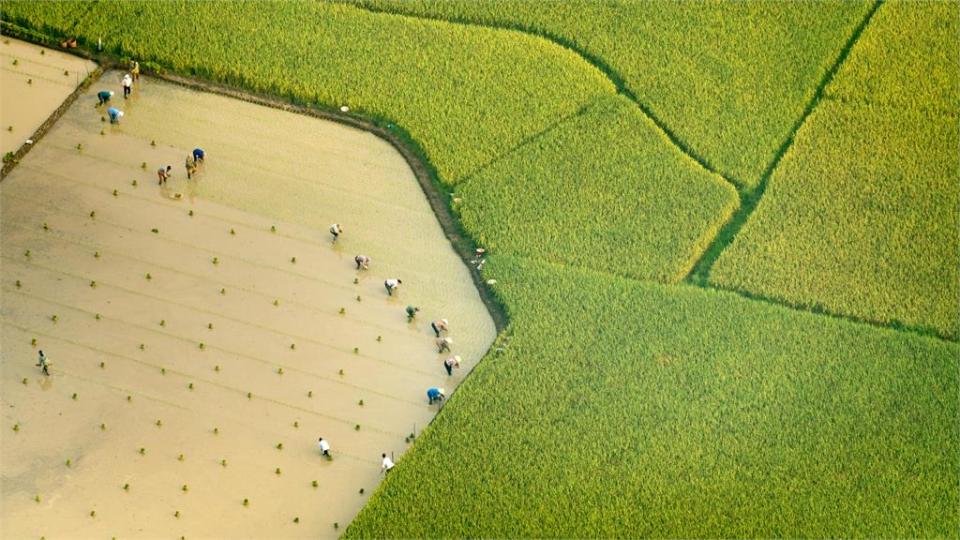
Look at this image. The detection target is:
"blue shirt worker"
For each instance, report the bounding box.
[107,107,124,124]
[192,148,205,163]
[97,90,114,105]
[427,387,445,405]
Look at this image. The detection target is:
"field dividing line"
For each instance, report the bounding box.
[342,1,740,188]
[1,216,419,344]
[1,254,435,377]
[2,320,414,438]
[685,0,884,283]
[4,285,439,384]
[12,160,445,284]
[0,65,82,88]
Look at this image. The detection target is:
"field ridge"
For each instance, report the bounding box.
[342,0,742,189]
[686,0,883,284]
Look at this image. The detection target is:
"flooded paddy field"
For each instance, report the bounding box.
[1,37,96,156]
[1,69,496,539]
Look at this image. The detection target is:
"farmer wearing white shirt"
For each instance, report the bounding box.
[443,355,461,376]
[431,318,449,338]
[121,73,133,98]
[329,223,343,243]
[317,437,331,458]
[381,453,395,474]
[384,278,402,296]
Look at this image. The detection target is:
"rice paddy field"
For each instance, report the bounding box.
[1,0,957,537]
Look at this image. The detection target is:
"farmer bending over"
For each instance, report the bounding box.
[157,165,172,185]
[427,387,445,405]
[329,223,343,243]
[193,147,205,163]
[406,305,420,321]
[107,107,124,124]
[384,278,401,296]
[97,90,114,106]
[431,318,448,338]
[443,355,461,376]
[354,255,370,270]
[436,337,453,353]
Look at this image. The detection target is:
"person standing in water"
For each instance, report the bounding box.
[317,437,331,458]
[431,318,449,338]
[36,350,50,376]
[329,223,343,243]
[157,165,172,185]
[381,453,395,475]
[121,73,133,98]
[96,90,114,106]
[443,355,461,376]
[185,154,197,180]
[130,60,140,81]
[384,278,402,296]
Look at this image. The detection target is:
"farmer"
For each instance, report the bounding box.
[381,453,395,474]
[157,165,172,185]
[443,355,461,376]
[130,60,140,81]
[192,148,205,163]
[329,223,343,243]
[107,107,124,124]
[36,350,50,376]
[427,387,445,405]
[431,318,449,338]
[436,337,453,353]
[96,90,114,106]
[406,305,420,321]
[384,278,401,296]
[317,437,331,458]
[354,255,370,270]
[185,154,197,179]
[121,73,133,98]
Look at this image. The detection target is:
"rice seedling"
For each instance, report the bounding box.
[155,419,162,427]
[243,498,249,507]
[12,423,20,432]
[214,365,220,372]
[160,319,165,326]
[90,280,96,288]
[140,343,146,350]
[376,335,382,342]
[50,314,58,322]
[294,517,300,524]
[23,250,29,257]
[99,361,105,368]
[150,140,156,146]
[359,488,365,494]
[356,295,362,302]
[308,390,313,397]
[65,459,71,467]
[31,338,36,346]
[339,307,345,314]
[34,495,40,503]
[275,468,282,475]
[353,347,359,354]
[277,367,284,375]
[21,378,28,385]
[88,210,94,218]
[212,256,219,265]
[42,222,48,230]
[112,189,118,196]
[100,423,106,430]
[273,299,280,306]
[95,313,101,320]
[27,78,32,84]
[230,228,236,235]
[174,510,180,518]
[188,382,194,390]
[198,342,205,350]
[276,443,283,450]
[246,392,252,399]
[15,279,21,288]
[123,483,129,491]
[220,287,226,294]
[188,210,194,216]
[354,424,360,431]
[213,427,219,434]
[312,480,318,488]
[126,395,132,402]
[145,273,152,280]
[89,510,95,518]
[151,228,158,234]
[71,392,77,400]
[293,421,299,428]
[94,250,100,258]
[221,459,227,466]
[358,399,364,406]
[178,453,184,461]
[270,225,276,233]
[290,256,296,263]
[181,484,188,492]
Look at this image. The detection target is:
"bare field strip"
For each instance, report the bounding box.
[1,37,96,155]
[1,69,495,538]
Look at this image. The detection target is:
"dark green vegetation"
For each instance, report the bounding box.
[711,1,959,340]
[348,256,958,537]
[3,0,957,536]
[351,0,872,188]
[456,95,738,283]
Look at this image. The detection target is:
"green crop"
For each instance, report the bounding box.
[347,256,958,537]
[711,1,959,339]
[1,0,614,184]
[351,0,871,188]
[457,95,737,283]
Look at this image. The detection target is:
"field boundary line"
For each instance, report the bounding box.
[2,251,437,378]
[338,1,741,189]
[685,0,884,283]
[2,319,415,438]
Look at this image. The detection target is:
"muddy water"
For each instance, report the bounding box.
[0,38,97,155]
[1,70,496,539]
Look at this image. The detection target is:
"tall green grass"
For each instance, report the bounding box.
[710,1,959,339]
[347,255,958,537]
[1,0,614,184]
[456,95,738,283]
[351,0,871,188]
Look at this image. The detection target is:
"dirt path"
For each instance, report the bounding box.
[1,69,495,539]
